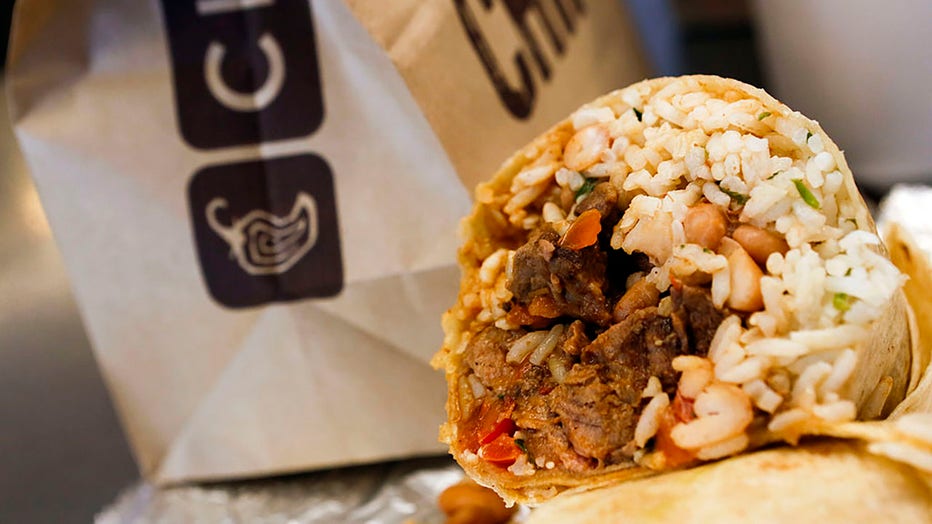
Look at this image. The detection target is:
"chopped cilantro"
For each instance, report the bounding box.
[845,268,853,276]
[806,131,813,141]
[515,439,528,454]
[575,178,597,199]
[768,172,780,180]
[703,248,713,254]
[497,393,505,400]
[833,293,852,312]
[792,179,821,209]
[757,111,772,121]
[633,107,643,121]
[717,183,749,205]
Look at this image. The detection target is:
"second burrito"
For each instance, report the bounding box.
[433,75,915,504]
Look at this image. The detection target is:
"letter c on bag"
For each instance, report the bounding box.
[204,33,285,112]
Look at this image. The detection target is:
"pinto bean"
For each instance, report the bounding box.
[564,125,609,172]
[560,186,575,210]
[732,224,789,266]
[439,480,515,524]
[684,203,727,250]
[612,277,661,322]
[720,237,764,312]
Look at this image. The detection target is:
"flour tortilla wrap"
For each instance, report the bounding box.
[525,438,932,523]
[433,76,917,504]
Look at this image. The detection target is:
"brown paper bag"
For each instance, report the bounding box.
[6,0,647,484]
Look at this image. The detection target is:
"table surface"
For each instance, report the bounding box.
[0,78,139,523]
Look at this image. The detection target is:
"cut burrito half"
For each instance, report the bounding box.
[433,76,916,504]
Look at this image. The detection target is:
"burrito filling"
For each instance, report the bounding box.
[450,80,904,477]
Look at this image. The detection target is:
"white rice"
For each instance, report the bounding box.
[506,454,536,476]
[695,433,750,460]
[571,106,616,129]
[819,348,857,396]
[641,375,664,399]
[745,338,809,359]
[717,356,769,384]
[528,325,564,365]
[673,356,713,398]
[811,400,857,422]
[512,164,557,192]
[467,374,487,399]
[547,356,568,383]
[767,408,810,433]
[670,384,753,449]
[478,249,508,285]
[789,325,869,350]
[506,331,549,363]
[635,393,670,447]
[742,379,783,413]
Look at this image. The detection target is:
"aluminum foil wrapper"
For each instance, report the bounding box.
[96,457,467,523]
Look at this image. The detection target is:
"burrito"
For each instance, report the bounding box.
[433,76,915,504]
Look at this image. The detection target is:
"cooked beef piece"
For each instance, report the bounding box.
[551,363,643,463]
[512,394,553,430]
[509,227,612,325]
[465,326,526,390]
[523,424,594,472]
[612,278,662,322]
[548,248,612,325]
[576,182,618,221]
[509,360,551,397]
[509,229,556,301]
[559,320,589,357]
[582,307,688,392]
[672,285,728,357]
[531,307,689,464]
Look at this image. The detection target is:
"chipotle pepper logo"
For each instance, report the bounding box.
[454,0,586,119]
[206,191,318,276]
[161,0,343,308]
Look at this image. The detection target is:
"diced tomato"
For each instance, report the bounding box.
[478,433,523,466]
[480,417,516,446]
[669,273,683,291]
[559,209,602,250]
[463,396,515,452]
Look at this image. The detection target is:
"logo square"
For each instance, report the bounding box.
[188,154,343,308]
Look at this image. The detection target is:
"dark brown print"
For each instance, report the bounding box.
[454,0,586,119]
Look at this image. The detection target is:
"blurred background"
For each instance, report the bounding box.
[1,0,928,522]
